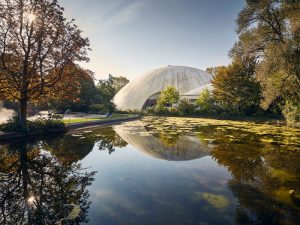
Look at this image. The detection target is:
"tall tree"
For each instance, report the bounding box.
[233,0,300,122]
[108,74,129,93]
[206,66,227,77]
[196,88,215,113]
[0,0,90,127]
[212,61,261,115]
[96,78,116,105]
[49,67,97,112]
[157,86,180,107]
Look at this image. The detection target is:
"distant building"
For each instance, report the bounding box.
[114,65,213,111]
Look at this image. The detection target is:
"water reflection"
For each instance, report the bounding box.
[0,120,300,225]
[68,126,128,155]
[195,125,300,225]
[113,120,300,225]
[115,123,211,161]
[0,127,128,224]
[0,140,96,225]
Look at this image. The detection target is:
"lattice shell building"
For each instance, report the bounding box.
[114,65,212,111]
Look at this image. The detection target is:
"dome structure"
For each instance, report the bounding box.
[181,83,213,99]
[114,65,212,111]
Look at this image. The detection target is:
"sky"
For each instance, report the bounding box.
[59,0,245,80]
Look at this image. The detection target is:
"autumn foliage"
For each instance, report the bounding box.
[0,0,90,127]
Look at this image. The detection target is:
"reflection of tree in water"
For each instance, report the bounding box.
[0,141,96,225]
[94,127,128,154]
[45,126,128,160]
[159,132,179,147]
[144,124,180,147]
[198,126,300,225]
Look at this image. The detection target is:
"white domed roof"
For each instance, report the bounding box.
[182,83,213,96]
[114,65,212,110]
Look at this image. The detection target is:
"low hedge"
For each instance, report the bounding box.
[0,114,66,134]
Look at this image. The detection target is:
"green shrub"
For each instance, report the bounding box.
[178,99,195,116]
[168,107,178,115]
[0,115,23,132]
[154,104,169,115]
[89,104,107,114]
[0,114,65,133]
[89,102,116,114]
[145,106,155,115]
[196,88,215,113]
[106,102,116,113]
[157,86,180,107]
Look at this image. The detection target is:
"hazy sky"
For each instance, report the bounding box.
[59,0,245,80]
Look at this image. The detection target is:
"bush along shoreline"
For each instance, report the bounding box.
[0,114,141,142]
[0,114,66,135]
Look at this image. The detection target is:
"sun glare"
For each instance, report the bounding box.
[27,196,35,205]
[28,13,36,23]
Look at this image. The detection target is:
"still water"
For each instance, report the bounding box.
[1,117,300,225]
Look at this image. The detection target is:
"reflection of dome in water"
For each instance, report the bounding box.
[114,65,212,110]
[114,123,211,161]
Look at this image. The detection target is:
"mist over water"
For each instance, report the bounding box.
[0,102,15,124]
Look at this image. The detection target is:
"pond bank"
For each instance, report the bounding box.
[66,115,140,130]
[0,115,140,142]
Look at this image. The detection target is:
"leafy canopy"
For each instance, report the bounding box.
[196,88,215,113]
[157,86,180,107]
[0,0,90,125]
[108,74,129,93]
[211,62,261,115]
[232,0,300,122]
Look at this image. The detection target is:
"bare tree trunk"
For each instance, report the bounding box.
[20,100,28,128]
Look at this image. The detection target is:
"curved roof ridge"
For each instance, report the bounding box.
[114,65,212,110]
[182,83,213,96]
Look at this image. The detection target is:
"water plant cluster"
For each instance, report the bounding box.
[138,116,300,152]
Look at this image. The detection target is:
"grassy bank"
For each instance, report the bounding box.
[0,114,139,141]
[62,114,135,124]
[0,114,136,133]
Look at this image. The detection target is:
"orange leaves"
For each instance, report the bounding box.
[0,0,90,121]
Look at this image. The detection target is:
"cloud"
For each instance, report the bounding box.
[93,1,145,28]
[106,2,144,26]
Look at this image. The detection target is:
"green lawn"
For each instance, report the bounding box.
[62,114,134,124]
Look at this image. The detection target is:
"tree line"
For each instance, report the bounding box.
[147,1,300,125]
[212,0,300,124]
[47,73,128,114]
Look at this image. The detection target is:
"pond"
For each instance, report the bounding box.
[1,116,300,225]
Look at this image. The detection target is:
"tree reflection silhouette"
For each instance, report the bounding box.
[197,126,300,225]
[44,126,127,160]
[93,127,128,154]
[0,141,96,225]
